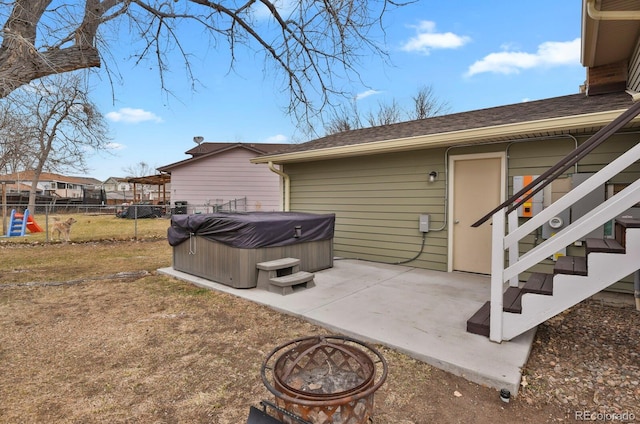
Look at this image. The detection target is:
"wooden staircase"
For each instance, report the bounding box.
[467,218,640,339]
[464,101,640,342]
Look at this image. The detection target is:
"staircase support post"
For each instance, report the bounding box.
[489,209,506,343]
[507,211,519,287]
[635,270,640,311]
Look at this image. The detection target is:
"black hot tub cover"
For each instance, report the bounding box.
[167,212,335,248]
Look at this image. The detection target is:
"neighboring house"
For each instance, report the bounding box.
[102,177,131,193]
[252,0,640,341]
[102,177,133,205]
[147,182,171,204]
[158,142,288,213]
[0,170,102,199]
[0,181,32,195]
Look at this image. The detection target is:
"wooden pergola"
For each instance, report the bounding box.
[125,173,171,204]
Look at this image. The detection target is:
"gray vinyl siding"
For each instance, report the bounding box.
[285,133,640,293]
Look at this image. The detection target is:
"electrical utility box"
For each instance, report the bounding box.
[570,173,605,240]
[513,175,544,218]
[419,214,430,233]
[542,209,570,239]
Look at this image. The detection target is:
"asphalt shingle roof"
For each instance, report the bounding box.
[263,92,635,157]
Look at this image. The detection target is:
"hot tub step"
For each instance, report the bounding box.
[268,271,315,295]
[257,258,304,292]
[256,257,300,271]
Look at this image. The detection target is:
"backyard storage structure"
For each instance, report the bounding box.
[168,212,335,288]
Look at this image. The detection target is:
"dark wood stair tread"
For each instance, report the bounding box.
[615,217,640,228]
[523,272,554,295]
[585,238,625,254]
[502,287,522,313]
[466,301,490,337]
[468,224,637,338]
[554,256,587,276]
[467,288,525,336]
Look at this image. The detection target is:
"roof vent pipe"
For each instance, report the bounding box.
[587,0,640,20]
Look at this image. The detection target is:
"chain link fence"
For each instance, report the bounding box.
[0,198,247,242]
[172,197,248,215]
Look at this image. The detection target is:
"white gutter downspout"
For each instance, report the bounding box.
[587,0,640,20]
[268,161,290,211]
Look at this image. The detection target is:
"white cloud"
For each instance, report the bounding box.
[355,89,381,101]
[466,38,581,77]
[252,0,296,20]
[106,142,125,151]
[401,21,471,55]
[265,134,288,143]
[106,108,163,124]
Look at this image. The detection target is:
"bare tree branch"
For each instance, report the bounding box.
[366,98,401,127]
[324,86,449,135]
[2,72,110,211]
[411,84,450,120]
[0,0,407,125]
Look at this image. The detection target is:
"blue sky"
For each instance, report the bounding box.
[85,0,584,181]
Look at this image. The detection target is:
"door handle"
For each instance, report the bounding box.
[454,220,460,224]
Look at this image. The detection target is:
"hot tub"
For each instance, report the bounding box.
[168,212,335,288]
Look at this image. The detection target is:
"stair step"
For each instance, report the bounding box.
[467,287,524,336]
[554,255,587,276]
[467,280,556,335]
[614,218,640,247]
[256,257,300,271]
[466,301,490,337]
[523,272,554,295]
[615,217,640,228]
[266,271,316,296]
[585,238,625,254]
[502,287,522,313]
[269,271,314,287]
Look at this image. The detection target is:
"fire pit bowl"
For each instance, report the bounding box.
[261,335,388,424]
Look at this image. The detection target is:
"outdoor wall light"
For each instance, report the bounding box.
[428,171,438,183]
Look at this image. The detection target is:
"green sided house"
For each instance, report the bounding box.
[252,0,640,342]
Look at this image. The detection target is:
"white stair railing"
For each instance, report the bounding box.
[489,140,640,342]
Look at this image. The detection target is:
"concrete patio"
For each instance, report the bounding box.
[159,258,536,396]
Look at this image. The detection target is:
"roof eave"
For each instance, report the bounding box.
[251,110,632,164]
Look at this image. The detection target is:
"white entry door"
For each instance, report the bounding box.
[449,153,505,274]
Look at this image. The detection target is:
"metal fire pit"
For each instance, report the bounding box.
[261,335,388,424]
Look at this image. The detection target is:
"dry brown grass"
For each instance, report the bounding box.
[2,257,562,424]
[0,221,635,423]
[1,213,170,244]
[0,239,171,285]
